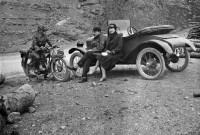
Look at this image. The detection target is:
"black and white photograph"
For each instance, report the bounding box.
[0,0,200,134]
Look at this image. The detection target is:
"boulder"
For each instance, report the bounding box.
[7,112,21,123]
[28,107,36,113]
[0,84,37,115]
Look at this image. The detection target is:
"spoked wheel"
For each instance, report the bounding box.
[136,48,165,80]
[165,47,190,72]
[69,52,83,77]
[51,58,70,81]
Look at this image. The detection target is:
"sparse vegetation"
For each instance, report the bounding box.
[0,0,200,53]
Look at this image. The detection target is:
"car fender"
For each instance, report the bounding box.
[165,37,196,51]
[142,39,173,54]
[68,47,87,54]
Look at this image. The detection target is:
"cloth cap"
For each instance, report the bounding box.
[92,27,101,32]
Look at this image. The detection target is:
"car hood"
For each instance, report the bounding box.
[136,25,175,36]
[153,34,179,39]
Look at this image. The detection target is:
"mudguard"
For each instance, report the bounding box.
[143,39,173,54]
[165,37,196,51]
[68,47,87,54]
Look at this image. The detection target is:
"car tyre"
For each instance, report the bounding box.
[136,47,165,80]
[165,47,190,72]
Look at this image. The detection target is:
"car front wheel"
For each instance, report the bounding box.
[136,48,165,80]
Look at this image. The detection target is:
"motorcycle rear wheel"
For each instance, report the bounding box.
[51,58,70,82]
[21,57,29,76]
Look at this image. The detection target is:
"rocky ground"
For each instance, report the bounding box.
[0,58,200,135]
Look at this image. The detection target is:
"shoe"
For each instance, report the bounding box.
[99,76,107,82]
[78,77,88,83]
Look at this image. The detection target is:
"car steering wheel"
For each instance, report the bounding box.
[127,26,137,35]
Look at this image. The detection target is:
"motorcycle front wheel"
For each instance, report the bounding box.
[51,58,70,81]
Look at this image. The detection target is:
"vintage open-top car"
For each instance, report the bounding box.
[68,20,196,80]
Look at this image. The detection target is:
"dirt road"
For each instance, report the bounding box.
[0,43,75,78]
[0,58,200,135]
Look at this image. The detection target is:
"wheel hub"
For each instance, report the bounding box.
[169,54,179,63]
[146,59,157,69]
[57,65,63,72]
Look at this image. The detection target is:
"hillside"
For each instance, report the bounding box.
[0,0,199,53]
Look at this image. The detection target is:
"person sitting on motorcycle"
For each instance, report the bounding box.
[72,27,107,83]
[30,25,53,71]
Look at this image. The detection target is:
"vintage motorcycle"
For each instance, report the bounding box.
[19,46,71,81]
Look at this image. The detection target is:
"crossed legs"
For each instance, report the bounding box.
[87,60,107,82]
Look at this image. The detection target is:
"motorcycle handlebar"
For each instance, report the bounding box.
[34,45,59,52]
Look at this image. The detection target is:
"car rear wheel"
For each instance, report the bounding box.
[165,47,190,72]
[136,48,165,80]
[69,52,83,77]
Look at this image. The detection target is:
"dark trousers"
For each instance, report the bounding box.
[77,51,97,78]
[30,49,45,69]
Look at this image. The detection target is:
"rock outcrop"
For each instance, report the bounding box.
[0,0,200,53]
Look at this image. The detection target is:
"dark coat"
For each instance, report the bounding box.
[97,32,123,71]
[31,32,52,50]
[86,34,107,52]
[30,32,53,59]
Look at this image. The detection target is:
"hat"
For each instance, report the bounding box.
[92,27,101,32]
[38,25,48,32]
[108,23,117,30]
